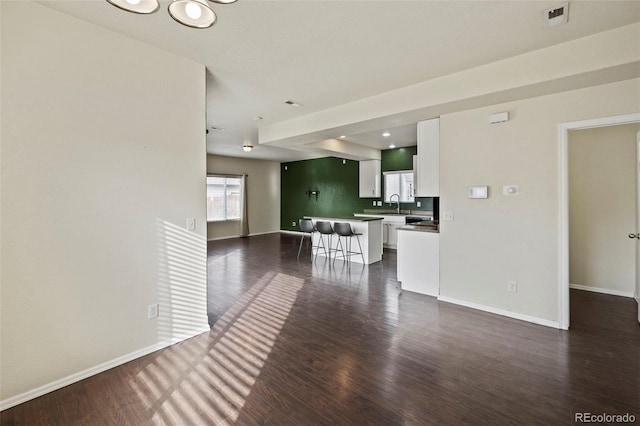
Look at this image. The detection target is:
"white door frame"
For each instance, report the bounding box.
[558,113,640,330]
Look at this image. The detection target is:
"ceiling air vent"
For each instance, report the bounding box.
[543,2,569,27]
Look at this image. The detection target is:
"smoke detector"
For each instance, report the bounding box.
[543,2,569,27]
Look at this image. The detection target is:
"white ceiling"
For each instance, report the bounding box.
[37,0,640,161]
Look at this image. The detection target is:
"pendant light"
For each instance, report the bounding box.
[106,0,159,14]
[168,0,216,28]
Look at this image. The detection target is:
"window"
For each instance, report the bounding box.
[207,176,242,221]
[384,170,414,202]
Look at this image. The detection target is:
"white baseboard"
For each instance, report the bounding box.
[280,230,303,236]
[569,283,634,298]
[0,326,210,412]
[437,296,561,329]
[207,231,279,241]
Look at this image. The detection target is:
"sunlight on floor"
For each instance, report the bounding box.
[130,270,303,425]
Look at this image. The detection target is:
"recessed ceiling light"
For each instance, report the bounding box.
[168,0,216,29]
[285,100,302,107]
[253,116,264,121]
[339,135,346,139]
[107,0,159,14]
[389,144,396,149]
[242,144,253,152]
[382,132,391,137]
[209,126,224,132]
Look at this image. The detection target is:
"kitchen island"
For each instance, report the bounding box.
[305,216,383,264]
[397,224,439,296]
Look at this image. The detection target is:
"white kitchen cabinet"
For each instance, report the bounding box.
[386,223,401,248]
[415,118,439,197]
[397,229,439,296]
[382,215,405,249]
[359,160,381,198]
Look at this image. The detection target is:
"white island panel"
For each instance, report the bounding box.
[397,229,439,296]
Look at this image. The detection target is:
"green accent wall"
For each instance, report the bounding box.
[281,147,436,231]
[381,146,416,172]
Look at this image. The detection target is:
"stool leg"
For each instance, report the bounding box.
[297,232,306,259]
[334,236,344,265]
[314,234,323,262]
[355,234,365,264]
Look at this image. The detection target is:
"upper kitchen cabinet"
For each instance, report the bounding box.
[359,159,381,198]
[415,118,439,197]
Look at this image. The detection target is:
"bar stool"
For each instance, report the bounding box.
[314,221,338,262]
[333,222,365,264]
[297,218,324,259]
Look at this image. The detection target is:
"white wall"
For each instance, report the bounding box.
[207,155,280,240]
[439,78,640,325]
[568,124,638,297]
[1,1,207,404]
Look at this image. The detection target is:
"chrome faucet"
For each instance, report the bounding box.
[390,193,400,214]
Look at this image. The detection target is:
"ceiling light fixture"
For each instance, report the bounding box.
[242,144,253,152]
[339,135,346,139]
[389,144,396,149]
[106,0,159,14]
[168,0,215,28]
[107,0,237,29]
[285,100,302,107]
[382,132,391,137]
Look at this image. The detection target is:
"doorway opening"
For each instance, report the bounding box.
[558,113,640,330]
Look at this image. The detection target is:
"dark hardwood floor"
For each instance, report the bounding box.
[2,232,639,425]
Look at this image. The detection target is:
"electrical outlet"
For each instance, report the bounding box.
[186,217,196,231]
[416,201,421,208]
[372,201,376,206]
[442,211,454,221]
[508,281,518,292]
[148,303,159,319]
[292,221,296,227]
[377,201,382,207]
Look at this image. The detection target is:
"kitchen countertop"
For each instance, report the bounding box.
[397,221,439,233]
[305,216,383,222]
[361,209,433,216]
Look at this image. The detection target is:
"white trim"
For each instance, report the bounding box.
[558,113,640,331]
[570,283,635,298]
[207,231,280,241]
[0,326,210,412]
[438,296,561,329]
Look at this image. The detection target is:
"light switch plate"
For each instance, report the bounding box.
[187,218,196,231]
